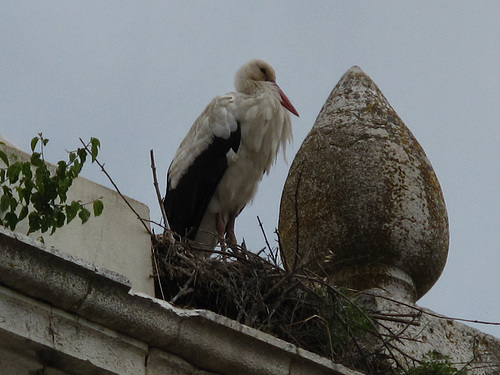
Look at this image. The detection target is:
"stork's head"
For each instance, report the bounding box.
[234,59,299,117]
[234,59,276,91]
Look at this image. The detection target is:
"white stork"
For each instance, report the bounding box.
[164,59,299,249]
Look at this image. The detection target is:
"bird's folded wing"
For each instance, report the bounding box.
[165,94,241,239]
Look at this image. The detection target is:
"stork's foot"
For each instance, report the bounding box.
[215,212,240,256]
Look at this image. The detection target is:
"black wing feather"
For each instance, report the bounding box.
[164,123,241,240]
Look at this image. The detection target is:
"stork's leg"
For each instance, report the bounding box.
[215,212,225,238]
[225,215,239,253]
[215,212,227,252]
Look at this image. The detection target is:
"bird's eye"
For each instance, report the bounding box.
[259,67,267,76]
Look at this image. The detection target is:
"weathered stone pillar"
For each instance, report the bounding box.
[278,67,500,374]
[278,66,449,303]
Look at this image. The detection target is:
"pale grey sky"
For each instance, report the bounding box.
[1,2,499,337]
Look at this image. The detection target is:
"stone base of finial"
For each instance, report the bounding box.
[331,263,417,304]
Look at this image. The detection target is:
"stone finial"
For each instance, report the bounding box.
[278,66,449,302]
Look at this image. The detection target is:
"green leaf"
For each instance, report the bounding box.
[7,162,21,184]
[44,181,58,202]
[54,207,66,228]
[30,191,43,211]
[56,160,67,178]
[78,207,91,224]
[0,192,11,212]
[77,148,87,164]
[66,201,80,223]
[90,138,100,162]
[58,177,72,199]
[0,150,9,166]
[30,136,39,152]
[21,161,32,180]
[4,212,18,230]
[93,199,104,216]
[21,179,33,203]
[40,219,50,233]
[15,185,25,202]
[18,205,28,221]
[34,164,49,193]
[70,159,82,176]
[30,152,43,167]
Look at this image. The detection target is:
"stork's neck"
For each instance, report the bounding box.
[235,79,263,95]
[238,81,282,102]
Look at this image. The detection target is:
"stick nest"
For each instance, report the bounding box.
[152,234,396,373]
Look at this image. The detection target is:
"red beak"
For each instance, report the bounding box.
[275,84,299,117]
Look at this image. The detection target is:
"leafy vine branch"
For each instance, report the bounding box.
[0,134,103,235]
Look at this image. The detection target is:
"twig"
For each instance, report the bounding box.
[79,138,152,236]
[144,218,168,230]
[361,290,500,326]
[152,249,166,300]
[150,149,170,230]
[275,229,289,271]
[171,270,196,303]
[257,216,272,255]
[371,314,421,326]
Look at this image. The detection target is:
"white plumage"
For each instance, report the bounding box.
[164,59,298,249]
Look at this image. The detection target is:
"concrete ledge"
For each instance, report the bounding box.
[0,286,147,375]
[0,227,361,375]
